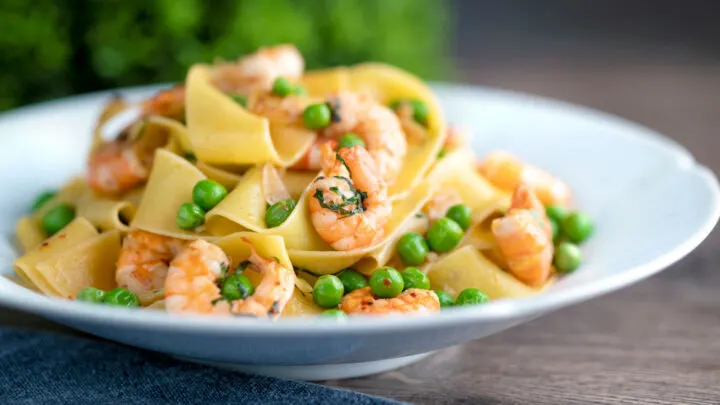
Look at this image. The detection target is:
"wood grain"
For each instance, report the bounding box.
[1,61,719,404]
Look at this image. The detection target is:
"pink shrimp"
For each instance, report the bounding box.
[308,144,391,251]
[116,230,188,305]
[491,184,554,287]
[141,84,186,121]
[211,44,304,95]
[164,239,295,318]
[87,140,152,196]
[339,287,440,316]
[291,92,407,185]
[478,151,572,207]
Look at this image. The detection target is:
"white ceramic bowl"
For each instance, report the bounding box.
[1,84,718,381]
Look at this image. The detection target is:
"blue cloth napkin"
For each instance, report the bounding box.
[0,327,403,405]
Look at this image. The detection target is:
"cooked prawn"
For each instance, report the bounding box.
[308,144,392,251]
[164,239,295,318]
[141,84,186,121]
[212,44,304,95]
[510,183,553,239]
[491,185,554,287]
[339,286,440,316]
[478,151,572,207]
[87,139,151,195]
[322,92,407,185]
[291,137,337,171]
[116,230,187,305]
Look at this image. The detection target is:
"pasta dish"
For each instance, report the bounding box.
[12,45,593,319]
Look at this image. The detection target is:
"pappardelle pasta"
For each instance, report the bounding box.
[13,44,594,320]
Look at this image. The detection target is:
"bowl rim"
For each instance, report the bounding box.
[0,82,718,335]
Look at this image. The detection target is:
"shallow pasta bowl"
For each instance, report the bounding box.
[0,84,718,381]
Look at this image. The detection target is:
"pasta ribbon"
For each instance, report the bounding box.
[205,165,328,250]
[185,65,316,167]
[13,218,118,298]
[18,177,141,251]
[427,245,544,300]
[130,149,215,240]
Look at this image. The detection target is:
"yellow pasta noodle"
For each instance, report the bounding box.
[426,149,510,216]
[205,165,328,250]
[76,188,136,232]
[185,65,316,167]
[282,170,317,199]
[131,149,214,240]
[15,216,46,253]
[91,95,130,154]
[35,230,120,299]
[427,245,544,300]
[299,67,350,96]
[142,116,194,154]
[195,161,244,190]
[13,218,99,296]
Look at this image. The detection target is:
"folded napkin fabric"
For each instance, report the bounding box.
[0,327,403,405]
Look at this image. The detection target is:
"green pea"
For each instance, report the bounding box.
[562,212,593,244]
[554,242,582,273]
[390,99,429,125]
[31,191,56,212]
[546,205,568,224]
[313,275,344,309]
[231,95,247,107]
[321,309,347,319]
[303,103,332,129]
[265,198,297,228]
[369,267,404,298]
[455,288,490,306]
[103,288,140,307]
[76,287,105,303]
[338,133,365,150]
[401,267,430,290]
[437,148,448,159]
[192,179,228,211]
[434,290,455,308]
[427,217,464,253]
[221,274,255,301]
[41,203,76,236]
[336,269,368,293]
[446,204,472,231]
[272,77,294,97]
[550,218,560,243]
[409,99,429,125]
[176,203,205,230]
[396,232,430,266]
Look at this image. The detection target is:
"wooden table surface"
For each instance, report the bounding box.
[2,61,719,404]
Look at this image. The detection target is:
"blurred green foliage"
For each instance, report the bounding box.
[0,0,450,111]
